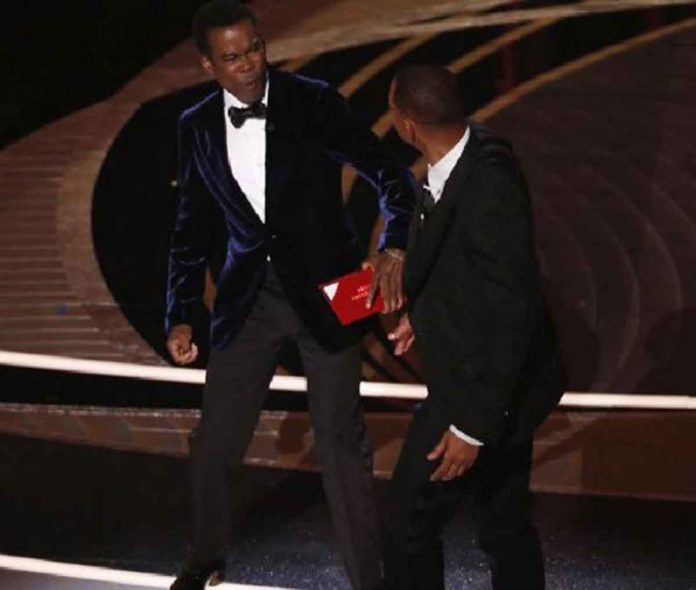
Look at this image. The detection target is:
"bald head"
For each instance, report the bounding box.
[391,65,465,128]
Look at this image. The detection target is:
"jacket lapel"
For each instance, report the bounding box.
[404,132,481,298]
[265,69,304,225]
[407,185,426,251]
[197,89,264,227]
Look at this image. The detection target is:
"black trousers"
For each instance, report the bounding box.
[383,401,544,590]
[186,265,381,590]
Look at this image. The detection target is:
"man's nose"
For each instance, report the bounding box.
[239,53,255,71]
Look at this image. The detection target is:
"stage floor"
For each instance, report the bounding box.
[0,566,287,590]
[1,434,694,589]
[0,561,287,590]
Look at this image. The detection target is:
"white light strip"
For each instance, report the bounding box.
[0,553,292,589]
[0,350,694,410]
[0,350,206,384]
[557,392,696,410]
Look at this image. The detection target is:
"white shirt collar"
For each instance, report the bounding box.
[425,126,470,202]
[223,77,269,110]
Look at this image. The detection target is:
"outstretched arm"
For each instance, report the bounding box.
[315,86,417,312]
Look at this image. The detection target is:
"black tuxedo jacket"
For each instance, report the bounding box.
[404,123,565,446]
[166,69,416,351]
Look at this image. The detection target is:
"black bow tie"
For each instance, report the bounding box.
[227,101,267,128]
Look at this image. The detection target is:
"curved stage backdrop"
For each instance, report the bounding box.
[1,0,695,500]
[90,4,696,394]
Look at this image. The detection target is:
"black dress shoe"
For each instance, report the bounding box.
[170,558,226,590]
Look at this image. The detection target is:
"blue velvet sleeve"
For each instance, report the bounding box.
[165,116,216,334]
[315,86,417,251]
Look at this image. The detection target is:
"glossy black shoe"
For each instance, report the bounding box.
[170,558,226,590]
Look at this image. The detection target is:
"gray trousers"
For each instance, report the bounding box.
[186,265,381,590]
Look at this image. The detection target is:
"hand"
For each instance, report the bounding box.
[362,248,405,313]
[427,431,480,482]
[387,314,415,356]
[167,324,199,365]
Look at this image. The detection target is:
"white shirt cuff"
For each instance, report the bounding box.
[449,424,483,446]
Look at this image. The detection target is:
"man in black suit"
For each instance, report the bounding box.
[383,65,565,589]
[165,2,415,589]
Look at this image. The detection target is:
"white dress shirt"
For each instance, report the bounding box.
[223,81,269,223]
[424,126,470,203]
[424,126,483,447]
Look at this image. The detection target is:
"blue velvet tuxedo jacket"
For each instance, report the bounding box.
[166,69,416,350]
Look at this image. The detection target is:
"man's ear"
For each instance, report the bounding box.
[404,118,417,145]
[201,54,214,76]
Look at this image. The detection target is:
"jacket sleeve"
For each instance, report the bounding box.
[313,85,417,251]
[439,161,540,444]
[165,116,216,334]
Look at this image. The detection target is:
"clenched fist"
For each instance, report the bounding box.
[167,324,199,365]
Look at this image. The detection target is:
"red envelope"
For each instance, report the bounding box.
[319,267,384,325]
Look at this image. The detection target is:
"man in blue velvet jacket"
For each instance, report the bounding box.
[166,2,415,589]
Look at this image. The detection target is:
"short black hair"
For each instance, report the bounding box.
[192,0,257,55]
[392,65,466,127]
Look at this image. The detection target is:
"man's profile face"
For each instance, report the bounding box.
[201,19,267,104]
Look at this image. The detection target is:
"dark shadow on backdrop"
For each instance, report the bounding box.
[92,81,220,366]
[0,0,206,147]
